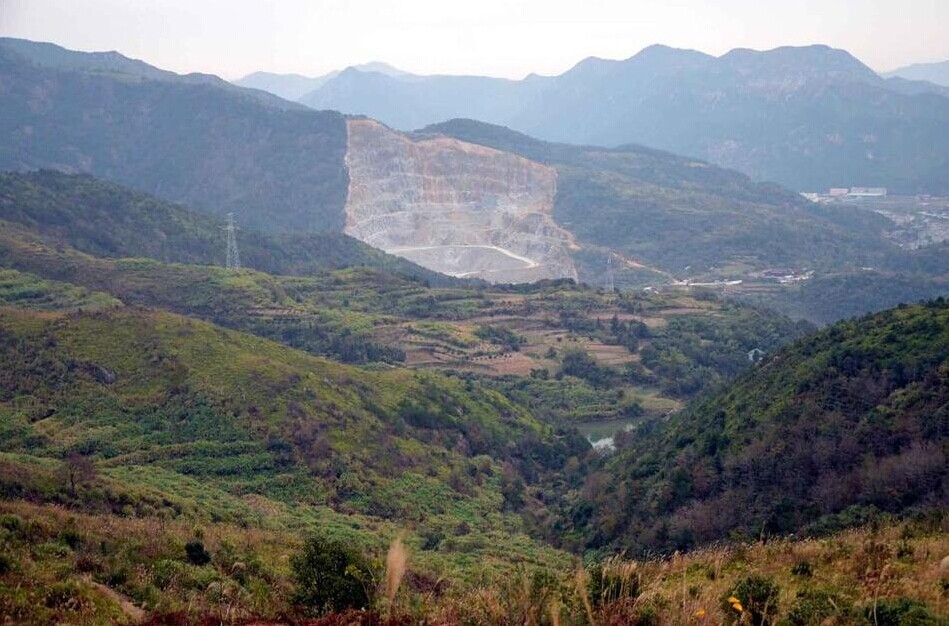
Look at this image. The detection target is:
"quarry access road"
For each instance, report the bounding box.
[388,244,539,269]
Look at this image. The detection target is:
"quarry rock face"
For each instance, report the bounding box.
[343,119,578,282]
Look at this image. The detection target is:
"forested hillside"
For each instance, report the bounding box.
[0,36,945,625]
[573,300,948,552]
[0,170,456,285]
[0,169,943,626]
[5,39,940,305]
[0,43,350,233]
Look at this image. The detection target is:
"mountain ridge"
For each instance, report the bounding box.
[884,59,949,87]
[1,38,945,319]
[236,61,408,101]
[296,43,949,194]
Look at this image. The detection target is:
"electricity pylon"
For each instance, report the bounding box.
[605,253,614,292]
[224,212,241,270]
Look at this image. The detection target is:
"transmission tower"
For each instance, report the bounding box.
[604,253,614,292]
[224,212,241,270]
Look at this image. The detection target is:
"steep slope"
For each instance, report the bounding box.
[0,36,303,111]
[303,44,949,194]
[0,170,459,285]
[2,38,942,301]
[0,170,809,417]
[0,172,807,402]
[344,118,577,282]
[0,303,582,568]
[573,300,948,553]
[0,40,350,234]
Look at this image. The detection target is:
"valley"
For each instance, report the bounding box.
[0,172,806,430]
[0,24,945,626]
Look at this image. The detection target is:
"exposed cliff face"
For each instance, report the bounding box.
[343,119,578,283]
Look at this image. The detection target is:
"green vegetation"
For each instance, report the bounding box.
[573,299,949,553]
[0,168,944,624]
[0,170,458,286]
[291,536,376,615]
[0,43,350,235]
[0,499,943,624]
[744,254,949,325]
[0,268,119,311]
[0,171,809,407]
[3,38,946,323]
[423,120,930,283]
[0,305,582,528]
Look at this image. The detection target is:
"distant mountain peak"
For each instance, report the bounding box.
[720,43,877,82]
[884,59,949,87]
[349,61,408,77]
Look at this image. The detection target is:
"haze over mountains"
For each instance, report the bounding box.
[885,59,949,87]
[1,36,945,321]
[235,62,407,101]
[0,19,947,623]
[261,44,949,195]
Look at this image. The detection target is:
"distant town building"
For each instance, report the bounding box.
[829,188,850,197]
[801,192,821,202]
[849,187,887,197]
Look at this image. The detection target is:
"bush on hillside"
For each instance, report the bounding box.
[786,589,851,626]
[185,540,211,566]
[722,575,780,626]
[291,536,375,616]
[867,597,940,626]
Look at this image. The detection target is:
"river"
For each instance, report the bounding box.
[576,418,638,452]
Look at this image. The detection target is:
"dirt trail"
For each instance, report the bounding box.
[83,575,146,623]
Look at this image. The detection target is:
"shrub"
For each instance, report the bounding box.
[791,560,813,577]
[722,575,779,626]
[152,559,185,590]
[867,597,939,626]
[419,528,444,551]
[0,514,24,535]
[291,535,375,616]
[44,580,88,612]
[58,521,82,550]
[185,540,211,566]
[0,552,13,575]
[786,589,849,626]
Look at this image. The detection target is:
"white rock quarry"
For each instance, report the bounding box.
[343,119,578,283]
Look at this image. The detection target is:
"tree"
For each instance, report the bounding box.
[60,453,96,497]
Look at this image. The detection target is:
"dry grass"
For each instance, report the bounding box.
[385,536,408,615]
[0,500,945,625]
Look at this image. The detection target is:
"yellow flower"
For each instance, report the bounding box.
[694,608,707,618]
[732,602,744,613]
[728,596,741,604]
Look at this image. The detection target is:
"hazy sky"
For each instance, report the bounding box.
[1,0,947,79]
